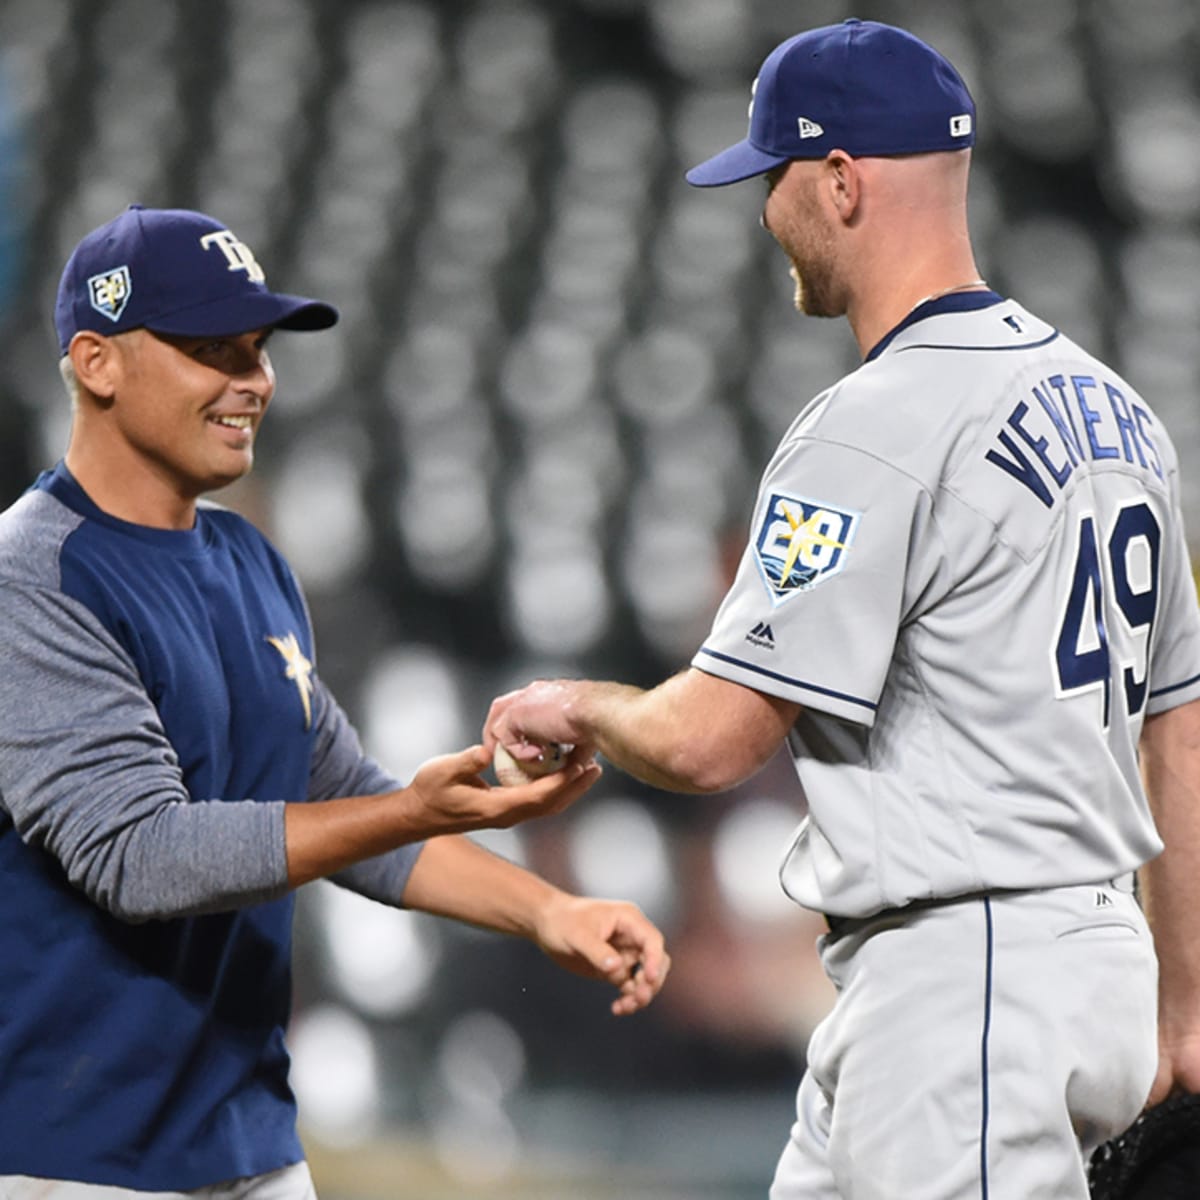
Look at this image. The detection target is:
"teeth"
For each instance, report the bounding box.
[212,415,252,429]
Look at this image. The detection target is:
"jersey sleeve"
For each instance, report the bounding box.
[305,679,426,905]
[0,581,290,921]
[693,434,933,727]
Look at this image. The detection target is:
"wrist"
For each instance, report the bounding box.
[526,881,574,945]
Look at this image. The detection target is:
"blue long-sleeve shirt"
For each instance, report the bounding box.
[0,462,422,1188]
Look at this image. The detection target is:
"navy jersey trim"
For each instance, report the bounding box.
[865,289,1005,361]
[895,329,1060,356]
[980,898,995,1199]
[695,647,877,712]
[1149,671,1200,700]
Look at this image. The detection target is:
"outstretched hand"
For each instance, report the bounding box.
[408,744,600,834]
[533,893,670,1017]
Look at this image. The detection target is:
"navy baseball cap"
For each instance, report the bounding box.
[54,204,338,353]
[686,18,975,187]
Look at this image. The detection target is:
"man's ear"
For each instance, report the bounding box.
[823,150,861,224]
[68,331,120,402]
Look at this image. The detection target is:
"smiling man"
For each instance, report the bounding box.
[0,206,669,1199]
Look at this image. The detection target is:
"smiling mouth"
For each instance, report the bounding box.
[209,415,253,431]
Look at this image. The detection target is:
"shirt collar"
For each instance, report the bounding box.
[864,289,1004,363]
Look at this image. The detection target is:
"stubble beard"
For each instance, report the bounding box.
[789,251,844,319]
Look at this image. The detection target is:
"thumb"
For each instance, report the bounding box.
[457,744,491,773]
[566,930,629,982]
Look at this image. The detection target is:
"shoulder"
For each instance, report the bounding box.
[0,487,83,590]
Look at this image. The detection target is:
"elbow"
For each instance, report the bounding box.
[658,739,763,794]
[68,850,161,924]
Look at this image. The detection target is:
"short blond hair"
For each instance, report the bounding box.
[59,354,82,407]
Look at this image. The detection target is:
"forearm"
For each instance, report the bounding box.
[401,833,673,1017]
[285,789,441,889]
[1140,702,1200,1014]
[399,833,562,937]
[490,669,800,794]
[286,745,599,890]
[566,678,723,793]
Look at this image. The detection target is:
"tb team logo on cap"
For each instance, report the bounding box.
[200,229,266,283]
[87,266,132,322]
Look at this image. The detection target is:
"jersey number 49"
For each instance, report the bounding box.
[1054,500,1160,728]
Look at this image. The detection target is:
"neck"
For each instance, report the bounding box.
[903,278,989,316]
[65,441,198,531]
[835,156,982,356]
[847,254,986,357]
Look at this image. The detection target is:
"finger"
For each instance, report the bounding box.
[460,743,491,773]
[504,739,552,765]
[565,743,598,770]
[569,932,637,985]
[611,993,643,1017]
[610,963,666,1016]
[482,695,517,755]
[537,763,603,812]
[504,758,590,795]
[607,913,668,985]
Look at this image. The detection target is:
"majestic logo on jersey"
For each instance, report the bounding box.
[267,632,314,729]
[87,266,132,321]
[754,492,859,601]
[745,621,776,650]
[200,229,267,283]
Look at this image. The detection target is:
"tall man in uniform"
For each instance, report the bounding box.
[485,20,1200,1199]
[0,204,668,1197]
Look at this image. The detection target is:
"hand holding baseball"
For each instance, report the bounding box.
[484,679,591,769]
[492,740,569,787]
[406,744,598,833]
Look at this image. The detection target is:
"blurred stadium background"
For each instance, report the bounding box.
[1,0,1198,1195]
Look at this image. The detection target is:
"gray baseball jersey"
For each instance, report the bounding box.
[695,297,1200,919]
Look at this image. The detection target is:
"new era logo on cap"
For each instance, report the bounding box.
[686,19,977,187]
[55,205,338,353]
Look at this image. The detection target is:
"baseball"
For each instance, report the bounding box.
[492,741,567,787]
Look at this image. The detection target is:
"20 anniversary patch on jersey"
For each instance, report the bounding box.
[754,491,860,601]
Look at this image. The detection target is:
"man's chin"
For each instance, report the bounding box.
[202,456,255,495]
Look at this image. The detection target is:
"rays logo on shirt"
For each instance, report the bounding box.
[754,491,860,601]
[87,266,132,321]
[266,632,314,729]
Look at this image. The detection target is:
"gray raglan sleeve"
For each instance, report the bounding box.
[0,581,291,922]
[304,678,427,906]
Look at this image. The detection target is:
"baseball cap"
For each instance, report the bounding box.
[686,18,975,187]
[54,204,338,353]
